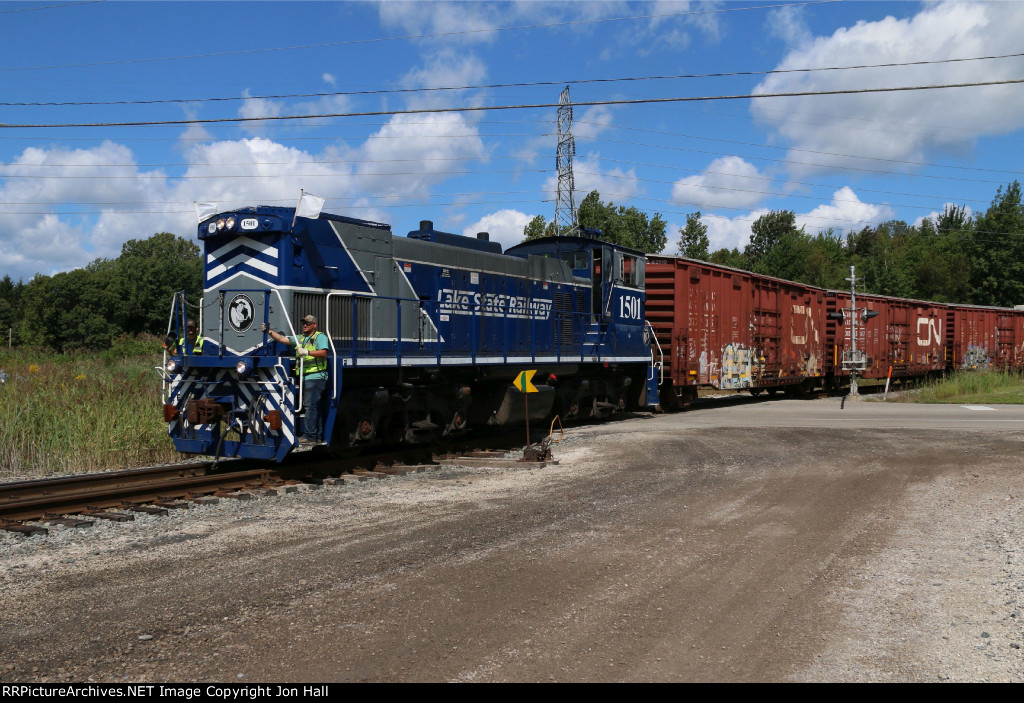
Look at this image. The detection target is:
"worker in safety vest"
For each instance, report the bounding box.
[166,320,209,355]
[262,315,329,445]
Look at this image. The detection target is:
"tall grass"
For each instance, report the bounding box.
[0,336,181,478]
[908,369,1024,405]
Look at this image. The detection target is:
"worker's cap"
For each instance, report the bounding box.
[301,315,317,324]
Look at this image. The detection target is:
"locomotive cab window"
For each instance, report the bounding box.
[615,252,644,289]
[559,250,589,272]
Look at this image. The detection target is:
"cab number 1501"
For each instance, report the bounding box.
[619,294,642,320]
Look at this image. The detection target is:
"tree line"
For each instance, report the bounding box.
[0,232,202,352]
[526,182,1024,309]
[2,181,1021,352]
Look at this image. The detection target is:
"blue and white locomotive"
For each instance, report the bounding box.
[162,205,659,461]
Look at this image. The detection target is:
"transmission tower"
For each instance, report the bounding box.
[554,86,578,236]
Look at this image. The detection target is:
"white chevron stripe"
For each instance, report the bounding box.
[207,252,278,280]
[207,236,279,262]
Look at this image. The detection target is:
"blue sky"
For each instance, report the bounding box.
[1,0,1023,281]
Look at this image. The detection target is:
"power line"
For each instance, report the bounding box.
[6,78,1021,129]
[7,51,1023,108]
[580,135,1012,186]
[0,0,100,14]
[576,120,1024,177]
[0,1,840,73]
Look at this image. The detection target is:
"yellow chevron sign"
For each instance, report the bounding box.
[514,369,538,393]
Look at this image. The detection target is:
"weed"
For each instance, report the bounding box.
[0,340,181,477]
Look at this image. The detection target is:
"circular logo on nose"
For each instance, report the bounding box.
[228,294,255,332]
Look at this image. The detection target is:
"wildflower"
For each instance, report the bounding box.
[75,373,86,381]
[28,364,39,374]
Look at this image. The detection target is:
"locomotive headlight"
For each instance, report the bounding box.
[165,359,180,375]
[235,359,253,379]
[216,217,226,231]
[225,216,236,230]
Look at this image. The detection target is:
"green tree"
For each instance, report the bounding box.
[19,260,120,351]
[522,214,557,241]
[0,275,23,345]
[970,181,1024,306]
[745,210,801,273]
[802,230,847,289]
[708,247,746,269]
[846,221,915,298]
[677,211,710,260]
[112,232,202,335]
[577,190,667,253]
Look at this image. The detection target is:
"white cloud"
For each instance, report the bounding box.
[462,209,534,251]
[377,0,503,43]
[701,187,894,252]
[796,187,894,234]
[178,138,352,208]
[353,112,485,198]
[0,137,362,279]
[399,48,488,111]
[703,211,765,253]
[607,0,722,58]
[0,142,175,275]
[322,72,336,86]
[573,105,616,139]
[238,89,283,136]
[542,155,641,204]
[766,4,811,47]
[671,156,768,210]
[752,1,1024,173]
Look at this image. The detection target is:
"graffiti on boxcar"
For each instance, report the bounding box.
[961,345,990,369]
[719,343,754,389]
[917,317,942,346]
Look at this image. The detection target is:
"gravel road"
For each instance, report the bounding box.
[1,398,1021,682]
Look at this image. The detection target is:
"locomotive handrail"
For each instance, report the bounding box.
[271,288,302,415]
[645,319,664,384]
[324,292,343,401]
[300,289,622,367]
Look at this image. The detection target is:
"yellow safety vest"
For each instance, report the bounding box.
[177,335,205,355]
[296,331,327,376]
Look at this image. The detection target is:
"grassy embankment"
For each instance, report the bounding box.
[894,369,1024,405]
[0,336,179,478]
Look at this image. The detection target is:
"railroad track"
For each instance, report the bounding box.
[0,431,552,537]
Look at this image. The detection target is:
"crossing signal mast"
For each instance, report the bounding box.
[554,86,578,237]
[827,265,879,396]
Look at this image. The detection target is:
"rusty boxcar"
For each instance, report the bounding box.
[825,292,946,383]
[646,255,1024,406]
[647,256,827,408]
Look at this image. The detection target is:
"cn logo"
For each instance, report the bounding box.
[917,318,941,346]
